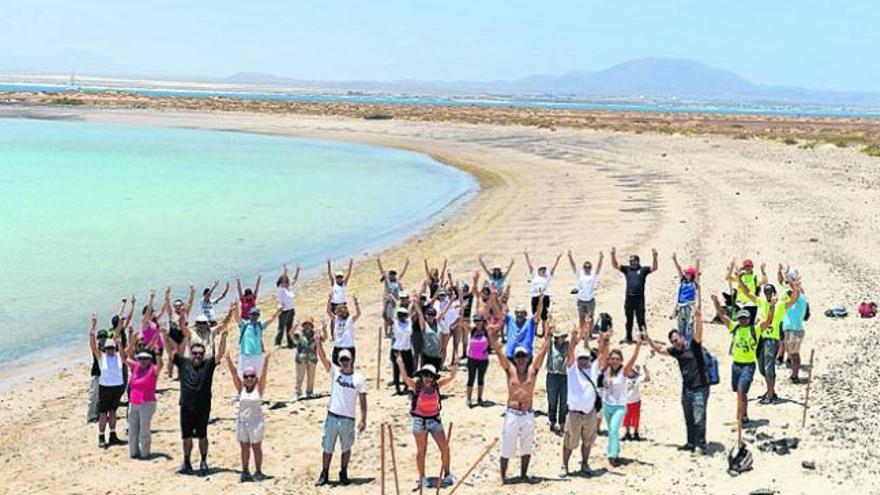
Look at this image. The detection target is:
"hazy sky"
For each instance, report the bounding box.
[3,0,878,91]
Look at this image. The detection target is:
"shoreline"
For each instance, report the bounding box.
[1,105,878,494]
[0,106,483,389]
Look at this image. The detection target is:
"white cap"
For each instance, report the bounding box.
[195,314,209,323]
[513,346,529,357]
[396,307,410,315]
[399,291,410,299]
[514,305,527,313]
[418,364,438,376]
[335,271,345,277]
[338,349,353,361]
[103,340,117,349]
[576,348,592,360]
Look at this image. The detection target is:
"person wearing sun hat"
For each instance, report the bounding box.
[315,327,367,487]
[291,316,319,399]
[396,355,459,488]
[88,313,127,449]
[712,294,776,425]
[124,335,162,459]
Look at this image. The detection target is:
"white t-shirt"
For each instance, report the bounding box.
[530,271,552,297]
[603,369,628,406]
[392,318,412,351]
[98,353,125,387]
[566,361,600,413]
[436,299,459,333]
[333,315,356,348]
[624,374,643,403]
[331,283,347,305]
[277,287,295,311]
[328,365,366,418]
[575,269,598,302]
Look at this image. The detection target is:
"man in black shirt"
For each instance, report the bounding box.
[165,318,228,476]
[645,287,710,455]
[611,247,659,344]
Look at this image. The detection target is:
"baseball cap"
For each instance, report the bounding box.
[742,259,754,268]
[513,346,529,357]
[96,329,109,339]
[135,351,153,360]
[472,314,484,322]
[576,348,592,360]
[103,340,117,349]
[195,314,209,323]
[335,271,345,277]
[736,309,751,320]
[242,366,257,377]
[418,364,438,377]
[338,349,353,361]
[399,291,410,299]
[396,307,409,315]
[514,305,527,313]
[248,307,260,316]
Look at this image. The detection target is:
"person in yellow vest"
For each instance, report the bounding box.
[711,295,775,425]
[725,259,763,325]
[734,279,786,405]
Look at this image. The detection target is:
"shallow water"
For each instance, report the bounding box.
[0,117,476,362]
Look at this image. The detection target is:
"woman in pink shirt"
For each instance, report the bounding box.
[126,331,162,459]
[465,314,491,408]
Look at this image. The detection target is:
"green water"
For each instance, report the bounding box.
[0,117,475,362]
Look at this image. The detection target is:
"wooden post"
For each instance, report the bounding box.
[387,424,401,495]
[377,325,383,390]
[380,422,386,495]
[802,349,816,428]
[448,437,499,495]
[435,422,454,495]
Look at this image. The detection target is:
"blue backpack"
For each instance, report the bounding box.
[703,349,720,386]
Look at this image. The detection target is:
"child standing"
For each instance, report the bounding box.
[622,364,650,441]
[291,317,318,399]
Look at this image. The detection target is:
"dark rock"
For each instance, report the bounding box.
[802,461,816,470]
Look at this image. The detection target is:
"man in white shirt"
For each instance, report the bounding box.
[561,317,608,478]
[568,250,603,334]
[524,251,562,336]
[315,339,367,487]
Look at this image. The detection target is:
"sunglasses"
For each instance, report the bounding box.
[191,351,204,356]
[243,374,257,379]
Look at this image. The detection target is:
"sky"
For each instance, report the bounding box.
[2,0,878,91]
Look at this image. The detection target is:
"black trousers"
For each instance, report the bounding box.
[624,295,646,340]
[391,349,415,393]
[275,309,295,347]
[466,358,489,387]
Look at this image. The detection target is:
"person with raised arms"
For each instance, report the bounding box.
[644,265,710,454]
[161,285,195,379]
[124,322,162,459]
[487,314,554,484]
[326,294,361,365]
[423,257,448,298]
[315,323,368,487]
[327,258,354,312]
[560,316,606,477]
[780,275,807,383]
[165,311,229,476]
[568,250,603,333]
[226,352,272,482]
[524,250,562,337]
[712,292,775,426]
[199,280,229,325]
[465,313,491,408]
[545,327,569,434]
[275,263,301,348]
[610,247,658,344]
[488,289,544,360]
[238,304,281,376]
[479,255,515,294]
[291,316,320,400]
[88,313,126,449]
[237,274,262,322]
[378,256,410,338]
[390,304,415,395]
[671,253,699,341]
[734,276,785,404]
[599,333,642,467]
[411,278,455,369]
[395,354,459,488]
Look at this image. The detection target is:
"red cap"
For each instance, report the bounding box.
[743,259,754,268]
[684,267,698,276]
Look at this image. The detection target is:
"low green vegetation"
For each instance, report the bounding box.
[48,97,85,106]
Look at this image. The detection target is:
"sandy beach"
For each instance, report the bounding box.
[1,105,878,495]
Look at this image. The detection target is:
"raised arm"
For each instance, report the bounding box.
[672,252,684,279]
[316,324,332,373]
[759,263,769,287]
[394,354,418,389]
[399,258,410,281]
[253,274,262,300]
[226,354,243,393]
[711,294,732,327]
[343,258,354,285]
[352,296,362,321]
[734,276,758,304]
[88,313,101,361]
[531,318,554,374]
[236,278,245,299]
[215,327,229,362]
[264,308,283,329]
[377,257,386,278]
[567,249,578,274]
[487,322,510,372]
[116,298,127,321]
[213,281,230,304]
[185,285,195,318]
[291,264,301,286]
[524,251,534,274]
[777,263,785,286]
[326,259,334,285]
[206,279,220,299]
[651,248,659,273]
[785,279,801,309]
[595,251,604,275]
[694,265,705,344]
[142,289,156,327]
[597,327,610,370]
[760,297,777,331]
[565,325,579,368]
[642,326,669,356]
[478,255,491,277]
[258,352,271,395]
[503,258,515,279]
[439,258,449,282]
[610,246,620,270]
[623,337,642,376]
[423,258,432,278]
[550,253,562,276]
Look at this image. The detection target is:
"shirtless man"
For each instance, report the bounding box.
[488,314,554,484]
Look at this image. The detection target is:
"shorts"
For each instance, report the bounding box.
[412,416,444,435]
[563,410,597,450]
[500,409,535,458]
[531,296,550,321]
[97,385,125,414]
[236,420,266,444]
[758,339,780,379]
[322,412,356,454]
[180,405,211,439]
[577,299,596,319]
[784,331,804,354]
[731,363,756,394]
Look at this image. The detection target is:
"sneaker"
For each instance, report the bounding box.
[622,432,632,442]
[633,432,642,441]
[199,460,209,477]
[339,469,351,486]
[677,443,695,452]
[559,466,569,478]
[579,462,593,477]
[177,462,193,475]
[314,471,330,486]
[109,432,125,446]
[98,435,107,449]
[758,396,772,405]
[240,471,253,483]
[441,473,456,487]
[253,471,266,482]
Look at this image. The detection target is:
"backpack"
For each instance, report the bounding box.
[727,443,754,475]
[581,368,602,412]
[703,349,721,386]
[858,302,877,318]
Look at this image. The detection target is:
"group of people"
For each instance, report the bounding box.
[85,249,810,487]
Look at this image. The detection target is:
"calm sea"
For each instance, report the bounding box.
[0,117,476,362]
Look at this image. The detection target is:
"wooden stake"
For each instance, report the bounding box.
[435,422,454,495]
[377,325,383,390]
[802,349,816,428]
[387,423,401,495]
[448,437,499,495]
[380,422,386,495]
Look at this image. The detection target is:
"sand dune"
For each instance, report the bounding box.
[0,106,877,494]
